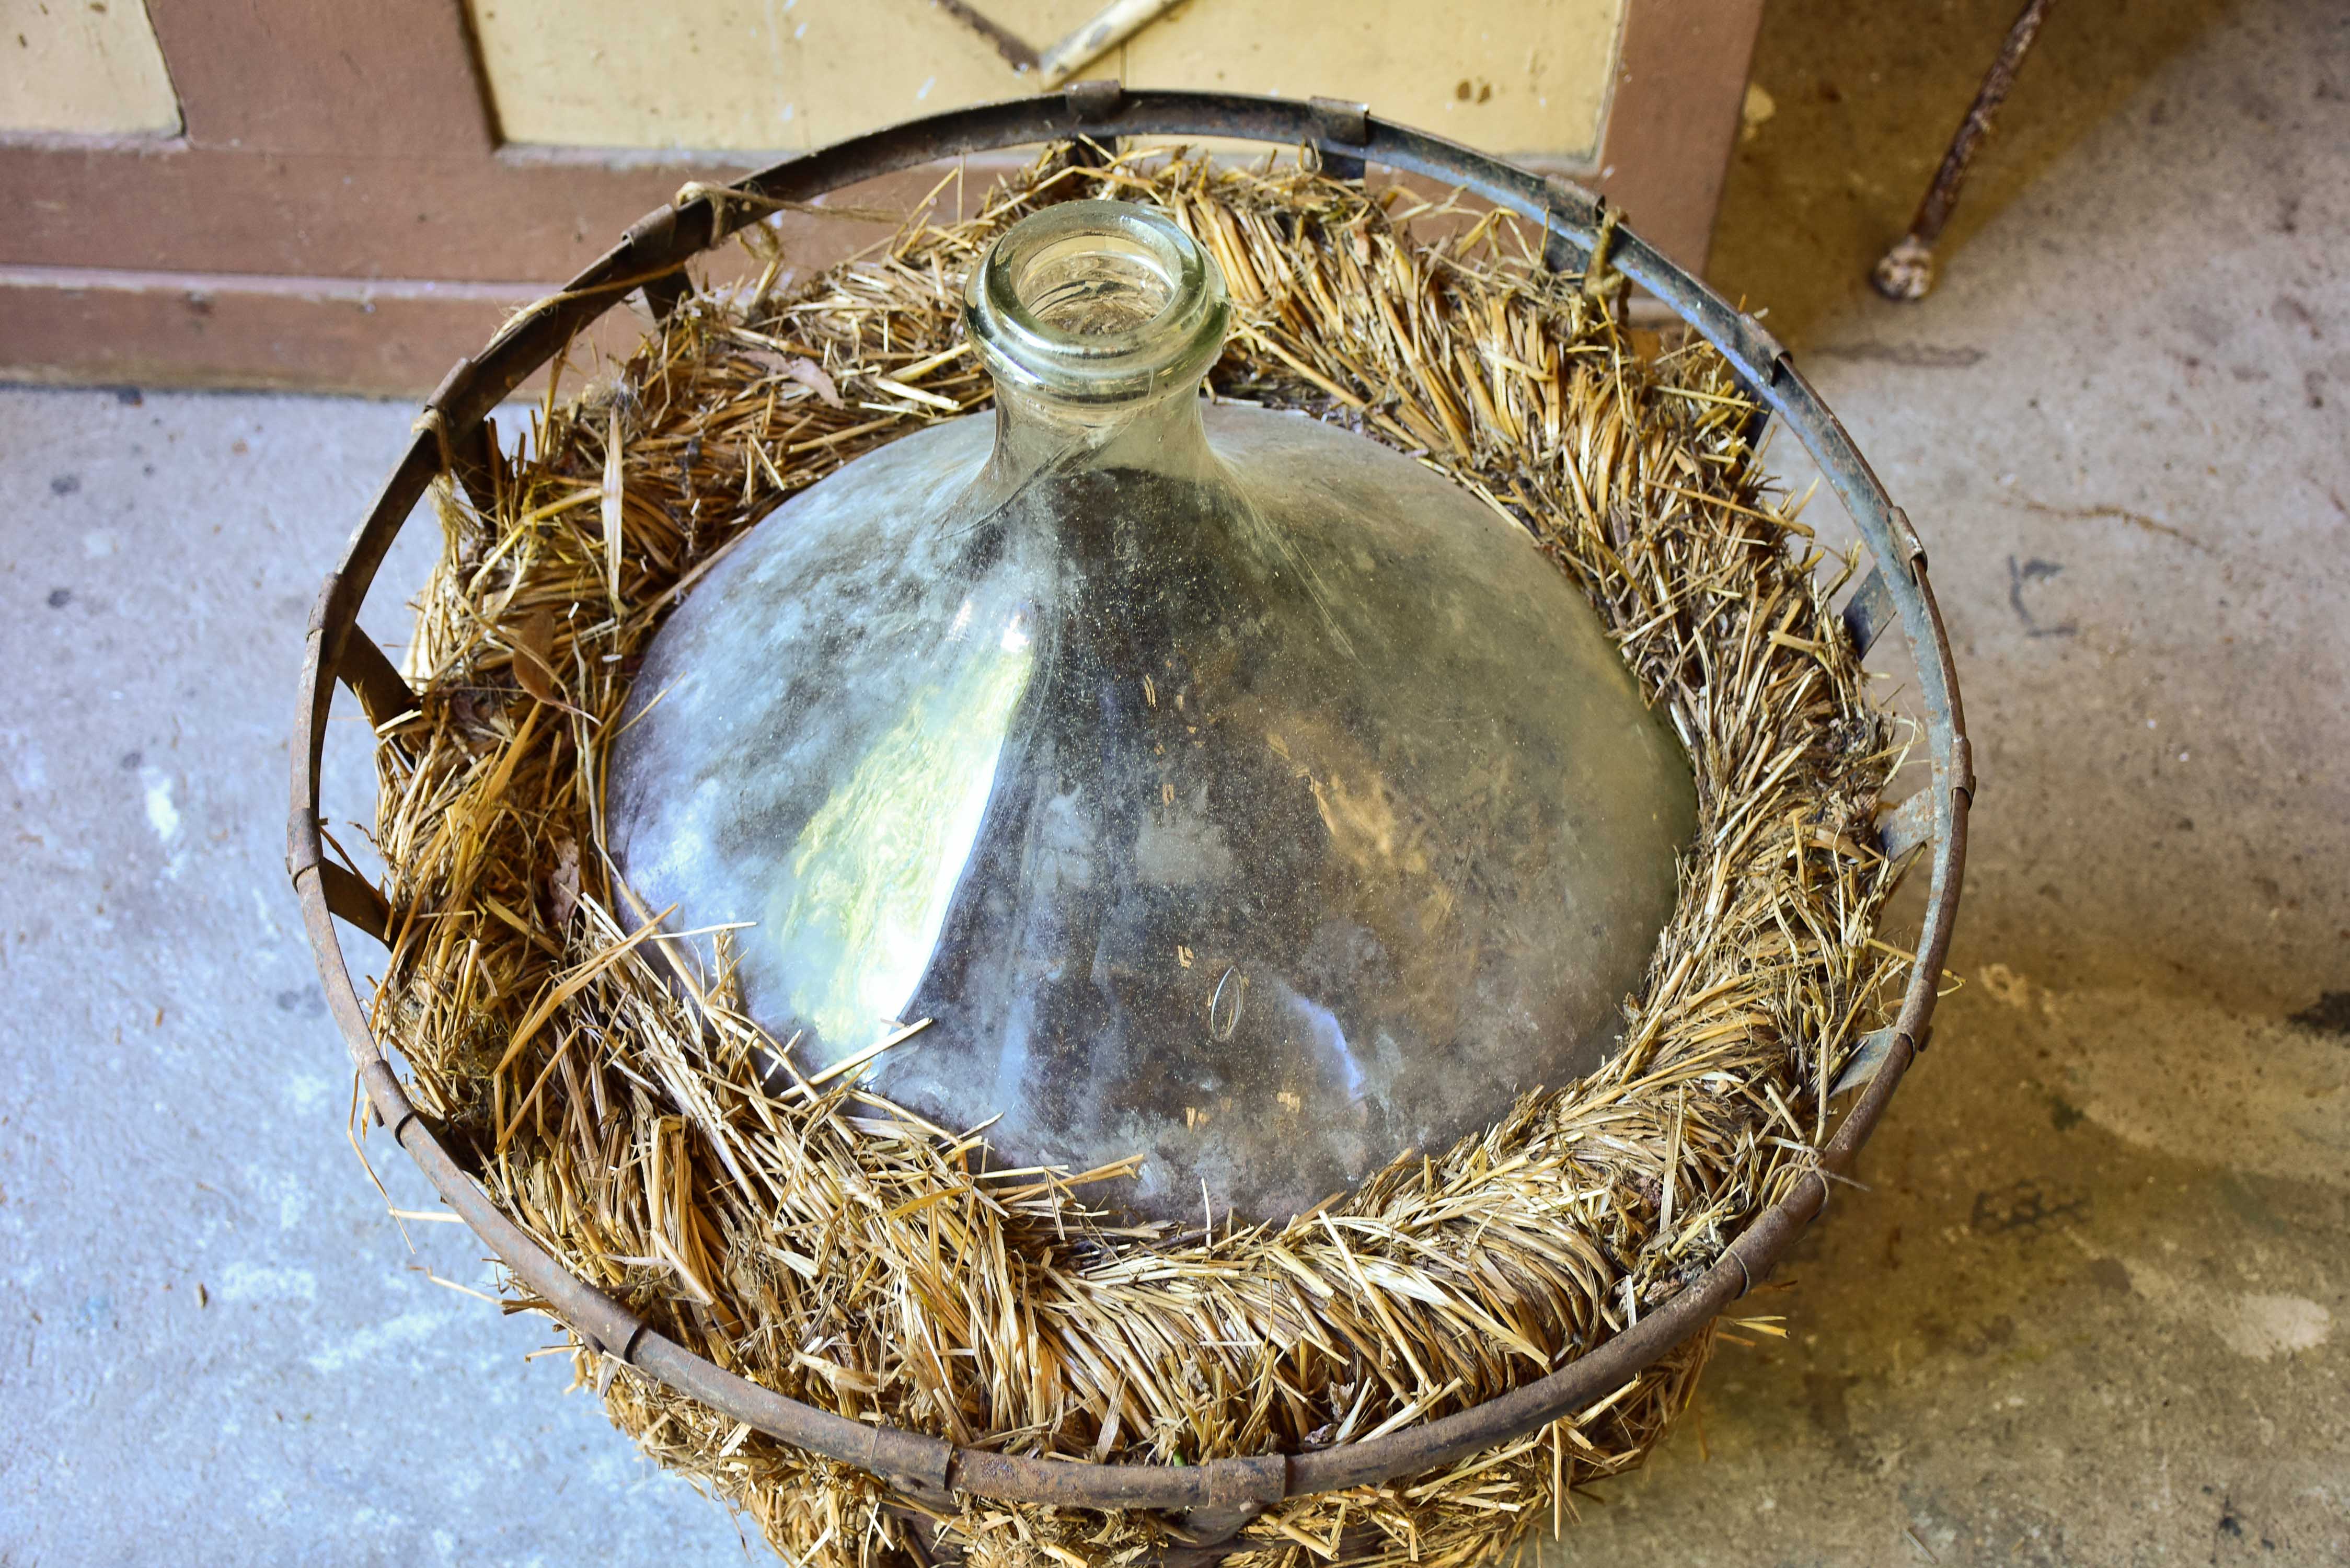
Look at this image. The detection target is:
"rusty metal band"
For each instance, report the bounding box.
[291,86,1970,1520]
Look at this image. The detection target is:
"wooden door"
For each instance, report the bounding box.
[1,0,1760,394]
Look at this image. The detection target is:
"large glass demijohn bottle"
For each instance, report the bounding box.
[609,199,1697,1223]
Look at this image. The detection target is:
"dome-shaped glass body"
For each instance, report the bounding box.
[609,200,1696,1223]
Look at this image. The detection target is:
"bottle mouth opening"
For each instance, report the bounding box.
[966,200,1230,406]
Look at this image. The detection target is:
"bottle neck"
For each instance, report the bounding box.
[985,378,1218,490]
[963,199,1230,491]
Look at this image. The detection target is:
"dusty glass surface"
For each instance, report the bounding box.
[609,201,1696,1222]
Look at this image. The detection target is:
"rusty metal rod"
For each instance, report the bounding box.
[1873,0,2056,301]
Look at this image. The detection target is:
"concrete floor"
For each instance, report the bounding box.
[2,0,2344,1562]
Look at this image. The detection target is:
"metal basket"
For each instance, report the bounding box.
[291,84,1969,1558]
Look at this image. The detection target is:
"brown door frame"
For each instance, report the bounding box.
[0,0,1759,395]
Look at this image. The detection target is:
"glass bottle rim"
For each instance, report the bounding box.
[964,199,1231,407]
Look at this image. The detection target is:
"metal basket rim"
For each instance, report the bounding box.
[289,84,1970,1531]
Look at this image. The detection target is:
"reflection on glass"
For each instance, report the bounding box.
[771,606,1035,1049]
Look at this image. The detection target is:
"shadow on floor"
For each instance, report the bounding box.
[1711,0,2242,344]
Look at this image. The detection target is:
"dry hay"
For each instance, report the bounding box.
[359,146,1909,1568]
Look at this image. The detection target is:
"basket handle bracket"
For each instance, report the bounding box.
[1309,97,1369,182]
